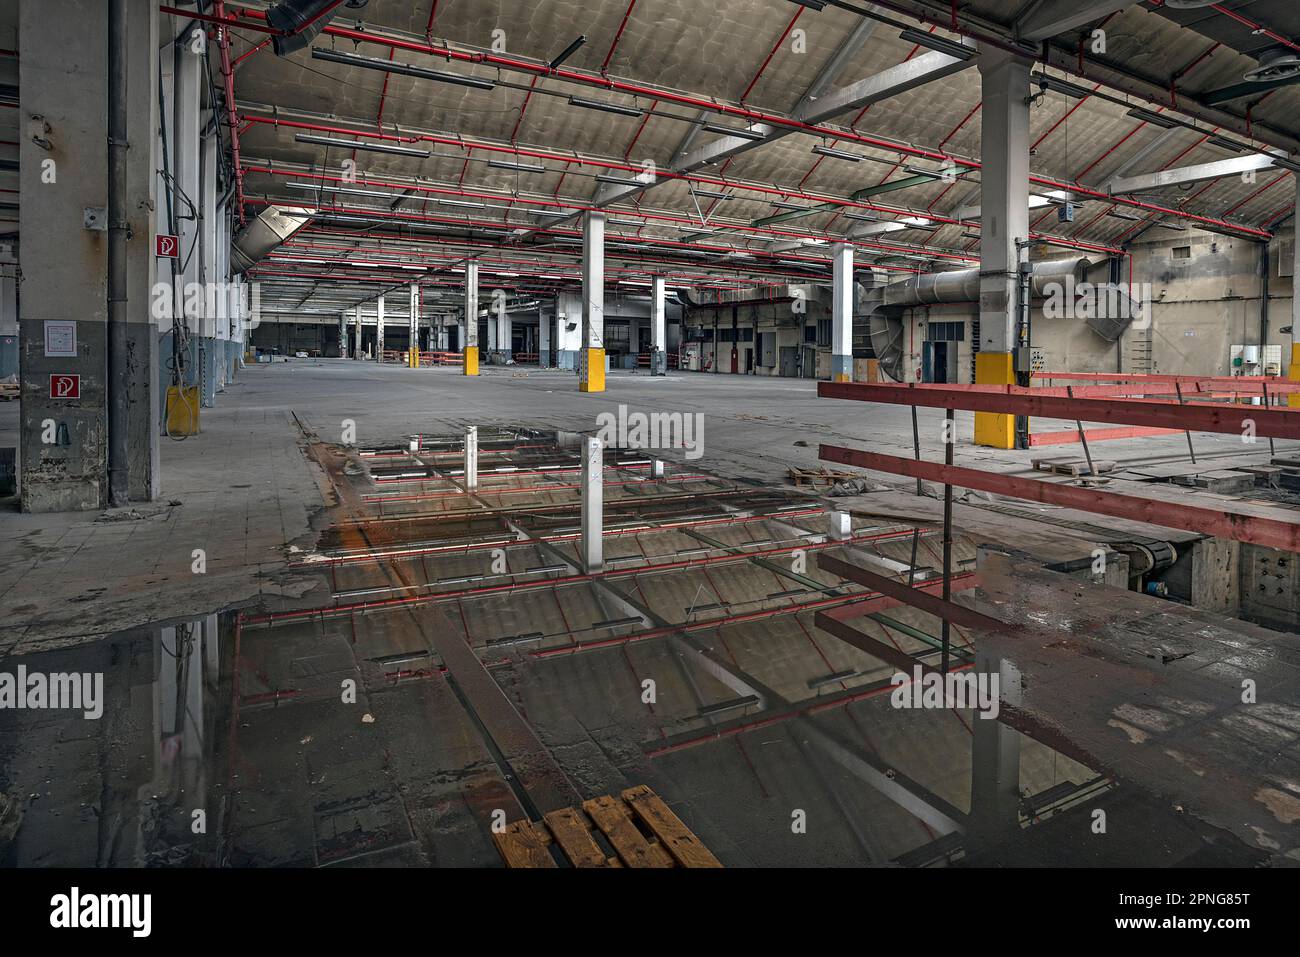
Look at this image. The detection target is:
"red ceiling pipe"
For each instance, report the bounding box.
[220,7,1273,236]
[213,1,246,225]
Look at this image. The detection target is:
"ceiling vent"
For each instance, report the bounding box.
[1244,47,1300,84]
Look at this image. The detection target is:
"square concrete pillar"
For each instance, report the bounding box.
[407,283,419,367]
[650,275,667,375]
[975,49,1032,448]
[19,0,161,509]
[579,211,606,392]
[463,263,479,375]
[831,243,854,382]
[375,295,385,361]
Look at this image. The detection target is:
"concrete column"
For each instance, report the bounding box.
[556,293,582,369]
[539,308,552,367]
[496,303,511,359]
[464,426,478,490]
[579,211,606,392]
[349,306,359,359]
[1291,181,1300,407]
[650,275,667,375]
[375,295,384,361]
[463,263,479,374]
[18,0,161,510]
[338,312,347,358]
[580,435,603,572]
[436,318,448,351]
[649,457,665,479]
[975,49,1032,448]
[407,283,419,368]
[831,243,854,382]
[830,510,852,540]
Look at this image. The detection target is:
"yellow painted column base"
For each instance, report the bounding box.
[832,373,851,383]
[579,347,605,392]
[463,346,479,375]
[1289,343,1300,408]
[974,352,1016,449]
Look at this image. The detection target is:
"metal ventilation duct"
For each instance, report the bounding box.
[268,0,369,57]
[230,205,314,274]
[882,258,1090,306]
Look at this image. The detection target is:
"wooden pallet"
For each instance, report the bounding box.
[789,466,858,488]
[492,785,722,868]
[1031,456,1117,477]
[0,383,18,402]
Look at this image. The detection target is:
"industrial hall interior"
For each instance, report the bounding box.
[3,0,1300,875]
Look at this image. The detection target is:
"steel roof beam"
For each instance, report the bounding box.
[1109,154,1286,195]
[1017,0,1142,42]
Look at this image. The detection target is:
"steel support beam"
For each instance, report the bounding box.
[819,444,1300,552]
[1110,154,1283,195]
[1018,0,1142,42]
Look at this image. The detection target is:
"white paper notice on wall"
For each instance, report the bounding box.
[44,320,77,358]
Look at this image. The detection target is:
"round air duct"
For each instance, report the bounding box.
[1245,48,1300,84]
[1162,0,1220,7]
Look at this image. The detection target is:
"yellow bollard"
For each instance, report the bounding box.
[463,346,479,375]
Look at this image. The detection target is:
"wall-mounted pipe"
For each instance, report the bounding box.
[107,0,129,506]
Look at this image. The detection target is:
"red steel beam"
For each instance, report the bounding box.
[818,555,1005,633]
[820,445,1300,552]
[1028,425,1182,446]
[818,381,1300,440]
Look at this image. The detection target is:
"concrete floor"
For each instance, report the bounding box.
[2,358,1297,867]
[4,357,1297,650]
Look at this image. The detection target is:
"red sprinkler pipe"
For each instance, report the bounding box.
[213,1,246,225]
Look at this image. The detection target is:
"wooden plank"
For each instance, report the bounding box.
[583,795,674,868]
[621,785,723,868]
[492,819,558,868]
[542,807,620,868]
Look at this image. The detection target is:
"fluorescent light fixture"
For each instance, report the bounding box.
[1125,108,1179,130]
[286,181,407,201]
[1153,221,1186,231]
[294,133,431,158]
[898,29,976,61]
[488,159,547,173]
[1208,136,1246,153]
[787,0,826,10]
[701,122,766,141]
[311,48,496,91]
[568,95,644,118]
[812,145,861,162]
[1033,73,1090,99]
[595,173,646,187]
[844,211,881,222]
[1268,155,1300,174]
[1109,209,1143,221]
[770,200,810,210]
[690,188,734,201]
[437,198,486,209]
